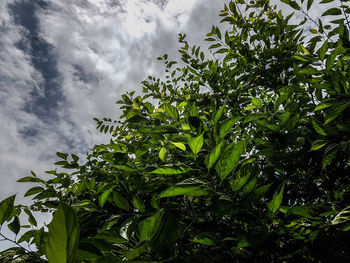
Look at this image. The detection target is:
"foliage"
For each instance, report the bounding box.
[1,0,350,262]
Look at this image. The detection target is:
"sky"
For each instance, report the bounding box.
[0,0,330,251]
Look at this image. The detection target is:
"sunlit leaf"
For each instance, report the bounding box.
[159,185,210,198]
[267,184,285,214]
[150,166,192,174]
[188,134,204,155]
[205,141,225,169]
[46,203,80,263]
[171,142,186,151]
[310,140,327,151]
[159,147,167,161]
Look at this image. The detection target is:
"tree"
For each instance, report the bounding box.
[1,0,350,262]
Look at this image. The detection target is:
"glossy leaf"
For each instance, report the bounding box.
[216,140,246,180]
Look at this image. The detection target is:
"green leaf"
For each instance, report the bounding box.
[138,210,163,241]
[307,0,314,10]
[325,44,344,72]
[76,250,100,261]
[99,188,113,208]
[319,40,328,60]
[121,243,147,260]
[251,184,272,200]
[159,147,167,161]
[332,206,350,225]
[159,185,210,198]
[325,102,350,124]
[0,195,15,224]
[322,144,338,169]
[314,101,335,111]
[17,176,46,184]
[322,8,341,16]
[46,203,80,263]
[112,165,137,172]
[293,55,310,62]
[287,206,314,218]
[18,230,36,244]
[219,117,241,138]
[310,140,327,151]
[213,106,225,123]
[56,152,68,160]
[96,230,127,243]
[191,233,215,245]
[171,142,186,151]
[298,66,319,74]
[216,140,247,180]
[8,216,20,235]
[312,119,327,136]
[24,209,37,227]
[188,133,204,155]
[150,166,192,175]
[205,141,225,169]
[251,97,262,107]
[132,196,145,212]
[242,176,257,194]
[112,192,130,211]
[289,1,300,10]
[267,184,285,214]
[24,186,44,197]
[165,104,179,121]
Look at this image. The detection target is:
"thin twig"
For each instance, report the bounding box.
[0,232,32,253]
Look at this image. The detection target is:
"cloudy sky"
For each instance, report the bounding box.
[0,0,227,202]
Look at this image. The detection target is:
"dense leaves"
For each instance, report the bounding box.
[1,0,350,262]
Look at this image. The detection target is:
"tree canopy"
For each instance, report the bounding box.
[1,0,350,262]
